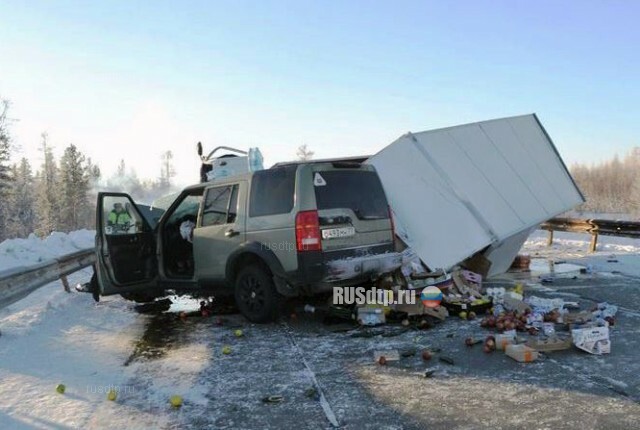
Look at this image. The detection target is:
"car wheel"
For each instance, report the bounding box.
[234,265,282,323]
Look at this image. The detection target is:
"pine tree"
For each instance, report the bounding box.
[59,144,90,231]
[82,157,101,228]
[159,150,175,188]
[34,133,61,236]
[116,159,126,177]
[6,158,36,238]
[153,150,176,197]
[0,99,14,242]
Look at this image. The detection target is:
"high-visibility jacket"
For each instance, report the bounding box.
[108,210,131,226]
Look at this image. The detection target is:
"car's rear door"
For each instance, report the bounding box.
[96,192,159,295]
[312,166,394,253]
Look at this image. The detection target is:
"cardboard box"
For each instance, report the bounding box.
[393,302,425,316]
[526,336,572,352]
[461,253,492,279]
[423,306,448,321]
[505,344,539,362]
[572,326,611,355]
[562,311,592,325]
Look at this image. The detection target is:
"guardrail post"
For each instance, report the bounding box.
[61,275,70,293]
[589,233,598,253]
[547,230,554,247]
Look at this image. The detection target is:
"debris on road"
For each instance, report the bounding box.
[423,368,436,378]
[572,326,611,355]
[170,395,183,408]
[505,344,539,362]
[261,395,284,404]
[357,306,386,326]
[439,356,455,365]
[374,350,400,363]
[526,336,572,352]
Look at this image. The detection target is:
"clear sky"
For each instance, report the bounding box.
[0,0,638,186]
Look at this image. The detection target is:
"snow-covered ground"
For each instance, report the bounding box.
[1,228,640,428]
[0,230,95,275]
[523,229,640,278]
[0,231,205,428]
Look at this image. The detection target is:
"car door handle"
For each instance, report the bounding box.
[225,229,240,238]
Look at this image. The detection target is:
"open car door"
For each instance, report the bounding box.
[96,192,159,295]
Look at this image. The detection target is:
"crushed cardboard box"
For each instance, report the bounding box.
[526,336,572,352]
[392,302,449,320]
[571,326,611,355]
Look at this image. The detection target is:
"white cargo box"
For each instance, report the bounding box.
[367,114,584,276]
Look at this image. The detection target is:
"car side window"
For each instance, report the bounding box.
[103,196,145,234]
[202,185,239,227]
[249,166,296,217]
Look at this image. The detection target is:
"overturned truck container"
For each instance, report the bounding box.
[367,114,584,277]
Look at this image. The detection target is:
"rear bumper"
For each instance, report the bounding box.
[280,245,402,295]
[323,251,402,283]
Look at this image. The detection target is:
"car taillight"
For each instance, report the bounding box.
[296,210,322,252]
[389,206,397,245]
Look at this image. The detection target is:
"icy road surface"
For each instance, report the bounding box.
[1,229,640,429]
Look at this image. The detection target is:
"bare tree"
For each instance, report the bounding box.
[296,144,314,161]
[570,146,640,215]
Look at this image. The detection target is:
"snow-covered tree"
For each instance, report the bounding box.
[0,99,14,241]
[6,158,36,238]
[296,144,314,161]
[570,146,640,215]
[34,133,61,236]
[159,150,175,188]
[59,144,90,231]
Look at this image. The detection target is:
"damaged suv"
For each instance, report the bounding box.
[95,159,402,322]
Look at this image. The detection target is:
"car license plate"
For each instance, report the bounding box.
[322,226,356,239]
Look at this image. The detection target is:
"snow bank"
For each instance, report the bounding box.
[524,229,640,278]
[0,230,95,273]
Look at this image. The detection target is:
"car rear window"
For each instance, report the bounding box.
[249,166,296,217]
[314,170,389,219]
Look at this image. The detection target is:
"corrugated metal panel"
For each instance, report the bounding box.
[367,114,584,272]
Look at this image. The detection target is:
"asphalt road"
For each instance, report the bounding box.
[122,267,640,430]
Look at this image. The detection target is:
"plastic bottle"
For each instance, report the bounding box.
[248,147,264,172]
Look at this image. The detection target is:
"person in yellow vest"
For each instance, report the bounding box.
[108,203,131,230]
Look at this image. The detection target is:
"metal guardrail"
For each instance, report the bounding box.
[0,248,95,310]
[540,217,640,252]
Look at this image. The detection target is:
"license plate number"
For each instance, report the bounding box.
[322,226,356,239]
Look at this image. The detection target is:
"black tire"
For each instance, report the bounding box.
[234,265,282,323]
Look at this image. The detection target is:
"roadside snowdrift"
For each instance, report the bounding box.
[0,230,95,274]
